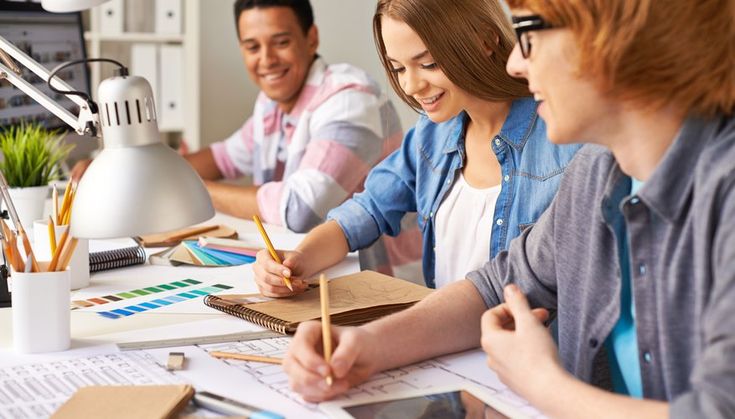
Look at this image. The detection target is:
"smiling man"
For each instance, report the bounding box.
[183,0,404,235]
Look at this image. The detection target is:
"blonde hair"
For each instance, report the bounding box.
[508,0,735,117]
[373,0,529,111]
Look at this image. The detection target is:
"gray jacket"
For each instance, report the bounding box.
[468,114,735,418]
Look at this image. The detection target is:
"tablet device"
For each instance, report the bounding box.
[319,384,529,419]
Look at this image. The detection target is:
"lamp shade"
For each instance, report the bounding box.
[70,74,214,238]
[42,0,108,12]
[70,143,214,238]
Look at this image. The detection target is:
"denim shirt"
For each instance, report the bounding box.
[328,97,580,287]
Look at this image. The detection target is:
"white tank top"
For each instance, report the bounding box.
[434,173,501,288]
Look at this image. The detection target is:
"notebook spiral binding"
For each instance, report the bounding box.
[203,295,289,334]
[89,246,146,273]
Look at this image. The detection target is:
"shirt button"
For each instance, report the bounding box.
[496,219,503,226]
[430,211,433,217]
[504,175,510,182]
[494,138,501,146]
[639,263,646,275]
[446,179,451,185]
[631,197,640,205]
[589,338,599,348]
[643,351,652,363]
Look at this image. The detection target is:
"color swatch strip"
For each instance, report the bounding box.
[96,283,234,319]
[71,278,204,310]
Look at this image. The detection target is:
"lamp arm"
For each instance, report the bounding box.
[0,35,99,137]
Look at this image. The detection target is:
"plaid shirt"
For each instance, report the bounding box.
[211,58,422,279]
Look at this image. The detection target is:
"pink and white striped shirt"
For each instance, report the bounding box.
[211,58,422,279]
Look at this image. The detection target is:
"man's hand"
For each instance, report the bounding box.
[480,284,562,401]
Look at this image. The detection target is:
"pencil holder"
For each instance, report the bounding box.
[11,266,71,353]
[33,219,89,290]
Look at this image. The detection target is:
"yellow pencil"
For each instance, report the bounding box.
[52,184,59,224]
[252,215,293,291]
[209,351,284,365]
[320,274,333,386]
[58,181,72,225]
[48,215,57,254]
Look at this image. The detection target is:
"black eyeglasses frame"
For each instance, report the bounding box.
[511,14,554,58]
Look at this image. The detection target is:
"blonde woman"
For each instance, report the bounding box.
[253,0,579,295]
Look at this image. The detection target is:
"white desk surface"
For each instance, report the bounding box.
[0,212,541,418]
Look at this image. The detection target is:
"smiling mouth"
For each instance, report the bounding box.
[260,69,288,82]
[419,92,443,105]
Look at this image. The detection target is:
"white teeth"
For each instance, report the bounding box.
[262,70,287,81]
[420,94,441,104]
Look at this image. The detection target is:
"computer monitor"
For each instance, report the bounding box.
[0,1,90,130]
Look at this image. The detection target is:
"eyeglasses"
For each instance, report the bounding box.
[511,14,554,58]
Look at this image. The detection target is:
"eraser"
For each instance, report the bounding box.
[166,351,185,371]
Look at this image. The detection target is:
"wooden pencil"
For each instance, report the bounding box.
[57,237,78,271]
[165,224,219,242]
[52,184,59,225]
[252,214,293,291]
[48,225,70,272]
[48,215,57,254]
[18,229,39,272]
[209,351,284,365]
[58,181,73,225]
[320,273,333,386]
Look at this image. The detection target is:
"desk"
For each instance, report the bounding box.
[0,213,541,418]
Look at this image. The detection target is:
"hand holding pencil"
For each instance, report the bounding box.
[252,215,310,297]
[281,277,379,401]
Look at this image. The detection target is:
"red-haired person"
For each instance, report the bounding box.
[282,0,735,417]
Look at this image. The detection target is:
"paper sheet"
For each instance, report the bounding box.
[195,338,544,418]
[0,348,184,418]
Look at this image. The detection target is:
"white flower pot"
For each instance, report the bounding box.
[5,185,48,230]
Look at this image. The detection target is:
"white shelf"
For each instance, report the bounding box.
[84,32,184,43]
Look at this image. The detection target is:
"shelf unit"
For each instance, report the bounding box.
[84,0,198,146]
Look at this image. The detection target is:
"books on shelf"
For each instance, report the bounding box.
[203,270,433,334]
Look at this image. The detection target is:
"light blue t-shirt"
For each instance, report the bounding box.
[605,178,644,397]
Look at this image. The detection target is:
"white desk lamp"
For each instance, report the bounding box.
[0,0,214,238]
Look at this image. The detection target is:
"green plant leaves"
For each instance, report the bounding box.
[0,122,75,187]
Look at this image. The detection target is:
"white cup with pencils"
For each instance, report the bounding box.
[33,217,89,290]
[32,182,89,290]
[11,263,71,353]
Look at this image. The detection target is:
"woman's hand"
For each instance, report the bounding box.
[252,249,311,297]
[284,322,378,402]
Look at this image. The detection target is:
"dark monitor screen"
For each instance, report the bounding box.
[0,1,90,130]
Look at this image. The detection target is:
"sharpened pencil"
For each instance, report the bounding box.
[252,215,293,291]
[320,274,333,386]
[209,351,284,365]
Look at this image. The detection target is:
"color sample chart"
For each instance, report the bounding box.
[70,279,233,319]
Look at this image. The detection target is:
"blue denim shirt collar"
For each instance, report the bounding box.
[440,97,540,155]
[499,97,540,149]
[441,112,468,155]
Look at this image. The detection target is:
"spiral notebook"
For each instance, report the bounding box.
[203,270,433,334]
[89,245,147,272]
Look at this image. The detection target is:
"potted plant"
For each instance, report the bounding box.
[0,122,74,229]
